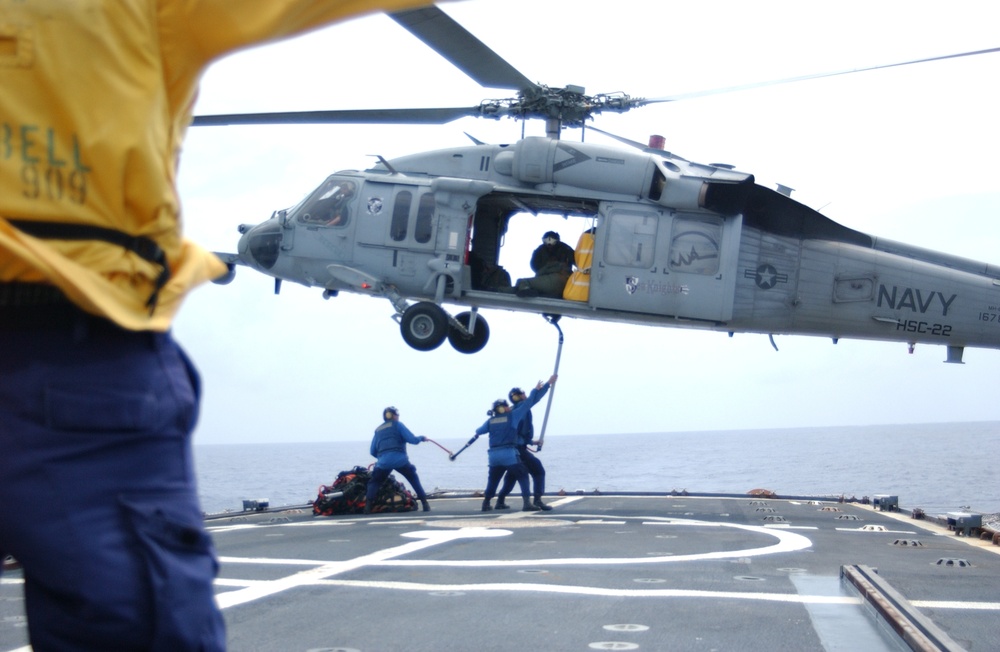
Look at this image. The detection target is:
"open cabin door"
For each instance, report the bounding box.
[589,203,740,322]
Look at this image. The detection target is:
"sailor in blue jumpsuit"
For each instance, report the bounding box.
[472,375,557,512]
[495,384,553,511]
[365,407,431,513]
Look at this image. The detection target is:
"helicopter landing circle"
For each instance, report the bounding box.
[388,513,812,566]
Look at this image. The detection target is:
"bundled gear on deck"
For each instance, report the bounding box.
[313,466,416,516]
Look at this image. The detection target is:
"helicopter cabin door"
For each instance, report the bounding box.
[353,183,440,284]
[589,205,739,322]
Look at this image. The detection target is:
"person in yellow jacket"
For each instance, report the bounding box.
[0,2,443,650]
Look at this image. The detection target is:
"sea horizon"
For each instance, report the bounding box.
[194,421,1000,517]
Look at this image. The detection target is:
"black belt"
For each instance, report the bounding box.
[0,282,72,307]
[0,282,123,332]
[8,220,170,314]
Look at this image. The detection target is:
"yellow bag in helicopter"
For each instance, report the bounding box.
[563,231,594,301]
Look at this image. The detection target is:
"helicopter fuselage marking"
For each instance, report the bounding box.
[978,310,1000,324]
[553,143,591,171]
[745,264,788,290]
[876,285,957,316]
[624,276,689,296]
[894,320,953,337]
[673,247,720,268]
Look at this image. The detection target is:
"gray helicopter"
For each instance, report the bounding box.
[197,6,1000,361]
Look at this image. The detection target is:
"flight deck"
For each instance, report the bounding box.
[2,494,998,651]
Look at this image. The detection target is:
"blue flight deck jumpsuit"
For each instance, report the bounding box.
[497,385,550,504]
[475,386,548,508]
[365,420,429,511]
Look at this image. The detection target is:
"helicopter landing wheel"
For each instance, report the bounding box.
[448,311,490,354]
[400,302,449,351]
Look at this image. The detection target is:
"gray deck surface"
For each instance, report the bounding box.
[2,494,998,651]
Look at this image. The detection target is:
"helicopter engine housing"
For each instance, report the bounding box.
[501,137,710,212]
[506,137,646,195]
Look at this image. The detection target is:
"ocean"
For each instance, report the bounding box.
[194,421,1000,517]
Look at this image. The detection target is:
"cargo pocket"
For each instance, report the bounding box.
[120,492,225,651]
[46,385,160,432]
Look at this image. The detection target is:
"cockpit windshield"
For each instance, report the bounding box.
[293,176,359,227]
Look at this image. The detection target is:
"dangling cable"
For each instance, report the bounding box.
[536,314,564,452]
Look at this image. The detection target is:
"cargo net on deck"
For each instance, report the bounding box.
[313,465,416,515]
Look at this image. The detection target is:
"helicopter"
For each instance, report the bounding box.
[194,5,1000,363]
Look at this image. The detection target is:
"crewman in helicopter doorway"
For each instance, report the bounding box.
[365,406,431,513]
[514,231,576,297]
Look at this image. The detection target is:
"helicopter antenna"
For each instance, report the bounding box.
[372,155,398,174]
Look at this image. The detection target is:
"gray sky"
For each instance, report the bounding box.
[175,0,1000,445]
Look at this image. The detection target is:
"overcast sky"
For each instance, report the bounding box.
[175,0,1000,445]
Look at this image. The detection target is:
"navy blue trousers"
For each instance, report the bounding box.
[0,309,225,651]
[484,462,529,502]
[498,446,545,501]
[365,462,428,508]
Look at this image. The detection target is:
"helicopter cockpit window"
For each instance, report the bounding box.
[605,210,657,268]
[391,191,413,241]
[668,216,722,276]
[297,178,356,227]
[415,193,434,244]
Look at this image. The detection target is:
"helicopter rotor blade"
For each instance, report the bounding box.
[639,46,1000,106]
[389,5,539,93]
[191,4,998,133]
[191,106,482,127]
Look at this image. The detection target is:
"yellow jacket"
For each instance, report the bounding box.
[0,0,433,330]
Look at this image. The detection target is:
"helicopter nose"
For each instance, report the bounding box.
[237,219,283,270]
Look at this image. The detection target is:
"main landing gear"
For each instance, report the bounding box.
[394,300,490,353]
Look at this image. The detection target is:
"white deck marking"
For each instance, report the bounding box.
[211,516,811,609]
[215,527,507,609]
[207,519,355,534]
[308,578,863,604]
[911,600,1000,610]
[377,518,811,566]
[208,512,1000,613]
